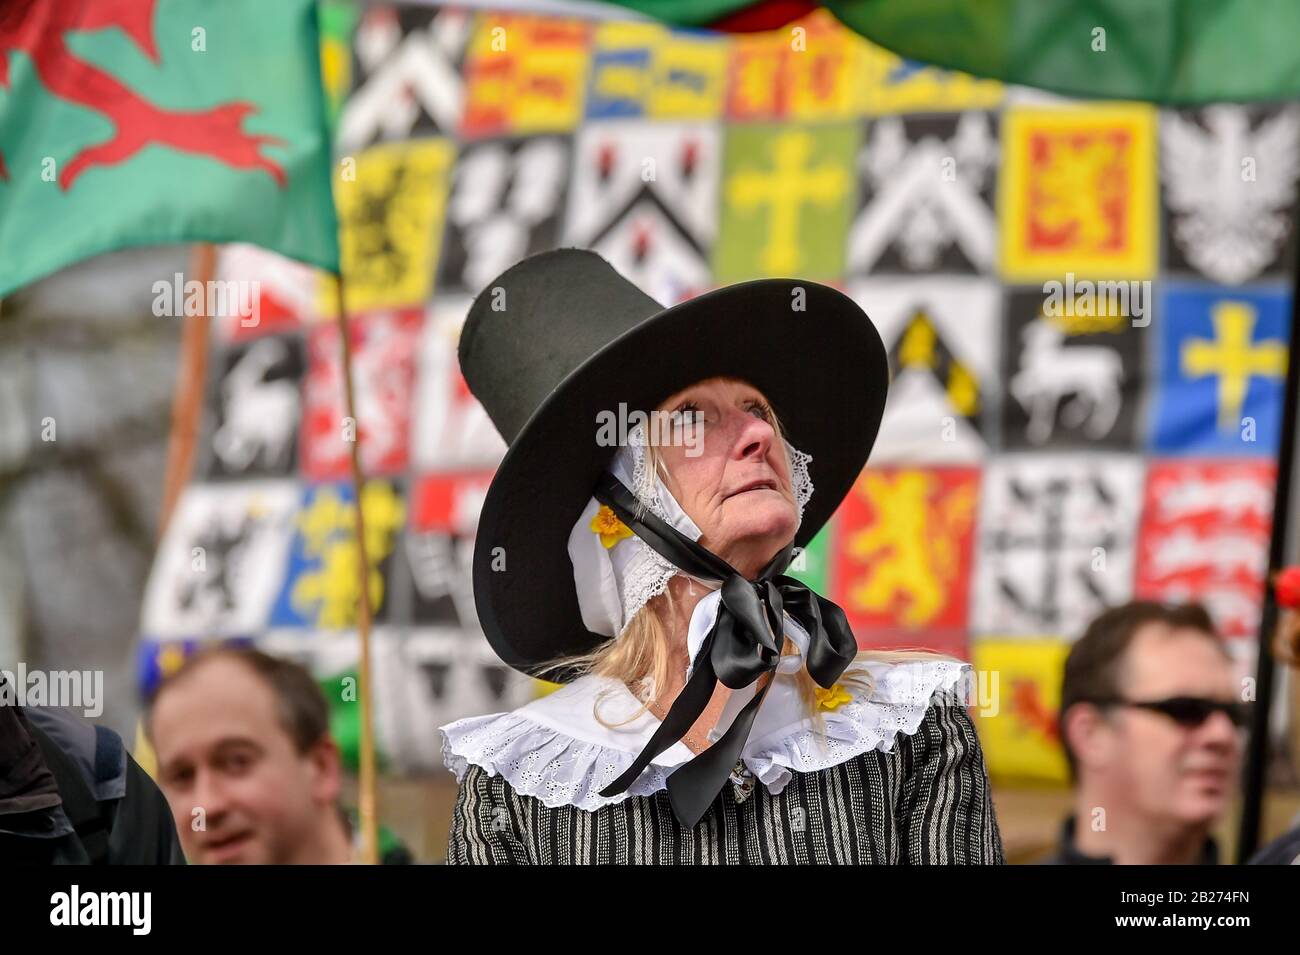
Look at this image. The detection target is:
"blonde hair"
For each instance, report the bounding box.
[536,388,952,743]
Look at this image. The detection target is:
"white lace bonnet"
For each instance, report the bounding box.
[565,421,815,640]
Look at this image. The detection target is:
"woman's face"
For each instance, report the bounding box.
[654,377,798,578]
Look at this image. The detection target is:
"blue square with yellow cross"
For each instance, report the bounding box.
[1150,284,1291,456]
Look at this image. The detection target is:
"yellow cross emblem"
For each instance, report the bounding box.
[726,130,849,274]
[1181,301,1286,432]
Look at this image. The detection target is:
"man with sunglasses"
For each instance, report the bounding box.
[1040,601,1246,864]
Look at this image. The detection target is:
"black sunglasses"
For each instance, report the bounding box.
[1086,696,1251,729]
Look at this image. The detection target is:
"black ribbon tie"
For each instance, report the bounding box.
[591,470,858,829]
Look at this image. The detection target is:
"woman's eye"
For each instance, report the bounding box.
[673,402,702,424]
[747,402,772,422]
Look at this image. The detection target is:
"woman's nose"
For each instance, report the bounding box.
[734,410,774,459]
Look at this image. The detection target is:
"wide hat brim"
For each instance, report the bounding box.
[470,278,889,679]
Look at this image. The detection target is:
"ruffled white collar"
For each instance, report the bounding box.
[439,653,971,813]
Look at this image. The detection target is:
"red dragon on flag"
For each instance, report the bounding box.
[0,0,286,188]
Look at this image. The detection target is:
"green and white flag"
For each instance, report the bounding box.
[0,0,338,298]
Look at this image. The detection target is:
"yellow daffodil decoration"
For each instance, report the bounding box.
[815,683,852,712]
[591,504,633,549]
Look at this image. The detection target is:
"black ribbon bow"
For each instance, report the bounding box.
[592,471,858,829]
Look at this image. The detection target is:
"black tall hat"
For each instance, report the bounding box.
[459,248,889,676]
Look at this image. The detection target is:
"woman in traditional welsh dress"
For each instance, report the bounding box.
[440,249,1004,865]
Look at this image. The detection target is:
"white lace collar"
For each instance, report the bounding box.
[439,655,972,812]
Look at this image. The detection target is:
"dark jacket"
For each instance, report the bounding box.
[0,701,185,864]
[1248,824,1300,864]
[1035,815,1219,865]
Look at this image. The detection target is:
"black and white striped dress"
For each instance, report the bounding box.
[441,659,1005,865]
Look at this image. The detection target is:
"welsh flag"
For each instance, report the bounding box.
[0,0,338,298]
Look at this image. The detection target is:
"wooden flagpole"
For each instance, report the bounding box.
[332,272,380,866]
[158,243,215,536]
[135,243,217,781]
